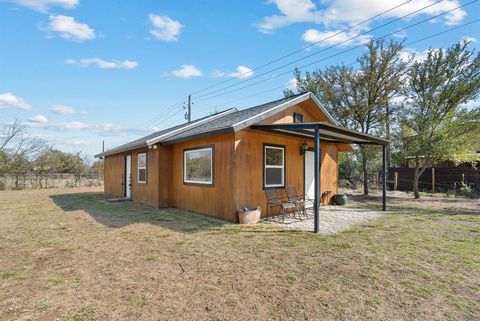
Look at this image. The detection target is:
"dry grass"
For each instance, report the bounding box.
[0,187,479,321]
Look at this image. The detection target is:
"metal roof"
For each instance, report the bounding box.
[95,92,343,157]
[251,122,389,145]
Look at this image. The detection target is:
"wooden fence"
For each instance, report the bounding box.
[388,167,480,194]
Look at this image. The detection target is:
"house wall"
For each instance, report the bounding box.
[130,147,159,208]
[104,153,125,197]
[157,145,173,207]
[169,133,236,221]
[234,129,338,218]
[103,147,160,208]
[258,99,330,124]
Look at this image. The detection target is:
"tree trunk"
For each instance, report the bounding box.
[413,165,420,199]
[361,147,369,195]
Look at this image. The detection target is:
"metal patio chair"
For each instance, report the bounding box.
[285,186,313,219]
[264,189,296,222]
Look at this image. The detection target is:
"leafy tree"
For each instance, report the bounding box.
[401,41,480,198]
[285,39,407,194]
[90,159,104,175]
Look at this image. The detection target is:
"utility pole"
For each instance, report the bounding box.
[184,94,192,122]
[102,140,105,153]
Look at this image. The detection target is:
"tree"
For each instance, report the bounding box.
[402,41,480,198]
[0,121,47,176]
[285,39,407,194]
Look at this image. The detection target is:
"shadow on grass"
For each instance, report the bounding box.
[347,193,480,216]
[50,192,230,234]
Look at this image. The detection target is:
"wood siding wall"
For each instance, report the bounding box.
[104,147,160,208]
[234,130,338,218]
[104,153,125,197]
[169,133,236,221]
[130,148,159,208]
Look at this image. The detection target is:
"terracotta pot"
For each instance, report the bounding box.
[238,207,261,224]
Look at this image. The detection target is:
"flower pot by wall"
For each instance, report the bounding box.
[335,194,348,206]
[238,207,261,224]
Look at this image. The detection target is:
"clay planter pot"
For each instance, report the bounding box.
[238,207,261,224]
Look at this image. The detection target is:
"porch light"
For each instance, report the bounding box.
[300,141,309,155]
[153,145,158,150]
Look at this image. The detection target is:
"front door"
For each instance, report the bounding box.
[304,151,315,201]
[125,155,132,198]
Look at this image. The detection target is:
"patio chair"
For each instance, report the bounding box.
[285,186,313,219]
[264,189,296,222]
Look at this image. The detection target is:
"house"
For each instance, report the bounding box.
[95,92,388,228]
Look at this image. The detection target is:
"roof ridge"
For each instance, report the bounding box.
[145,107,237,146]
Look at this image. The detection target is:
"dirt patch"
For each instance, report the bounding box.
[0,187,479,320]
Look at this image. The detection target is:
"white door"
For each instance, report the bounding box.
[125,155,132,198]
[304,151,315,201]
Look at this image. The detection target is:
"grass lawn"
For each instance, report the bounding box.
[0,187,479,321]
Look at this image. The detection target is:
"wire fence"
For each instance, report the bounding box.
[0,173,104,191]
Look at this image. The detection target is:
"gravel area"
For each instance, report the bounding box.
[262,206,385,233]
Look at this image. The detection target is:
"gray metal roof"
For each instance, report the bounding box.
[95,92,331,157]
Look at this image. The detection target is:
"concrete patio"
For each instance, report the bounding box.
[262,206,385,233]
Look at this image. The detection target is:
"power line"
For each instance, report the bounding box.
[193,0,448,101]
[193,1,477,104]
[136,0,454,130]
[137,2,478,133]
[190,0,414,96]
[133,1,418,133]
[192,18,480,116]
[133,98,186,133]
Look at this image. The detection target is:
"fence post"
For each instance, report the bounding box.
[432,168,435,193]
[394,172,398,191]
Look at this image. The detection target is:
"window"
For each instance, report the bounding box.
[137,152,147,183]
[184,146,214,185]
[264,145,285,188]
[294,113,304,123]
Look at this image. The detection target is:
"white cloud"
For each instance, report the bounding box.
[29,114,48,123]
[212,66,254,79]
[286,77,298,91]
[63,121,88,130]
[211,70,226,78]
[44,15,95,42]
[50,104,76,115]
[171,64,202,78]
[462,36,477,44]
[10,0,78,12]
[148,14,183,41]
[66,58,138,69]
[21,120,88,130]
[71,139,89,146]
[228,65,254,79]
[258,0,321,33]
[0,92,32,110]
[302,29,370,47]
[399,48,440,64]
[259,0,466,34]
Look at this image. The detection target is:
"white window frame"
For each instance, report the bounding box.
[137,152,147,183]
[264,145,285,188]
[183,147,213,185]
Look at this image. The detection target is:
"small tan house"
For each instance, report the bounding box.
[96,93,388,226]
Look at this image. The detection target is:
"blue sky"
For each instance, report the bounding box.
[1,0,479,158]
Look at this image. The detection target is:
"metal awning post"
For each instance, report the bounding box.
[382,144,387,211]
[314,127,321,233]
